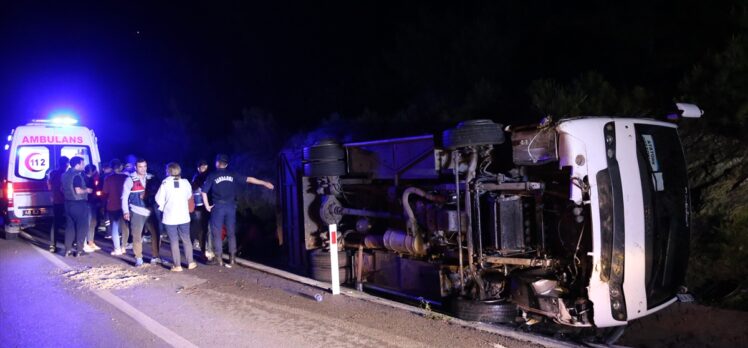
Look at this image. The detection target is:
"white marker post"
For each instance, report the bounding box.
[329,224,340,295]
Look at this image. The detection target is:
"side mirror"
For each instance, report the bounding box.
[675,103,704,118]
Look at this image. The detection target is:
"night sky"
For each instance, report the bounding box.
[0,1,742,163]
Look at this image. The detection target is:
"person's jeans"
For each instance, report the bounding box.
[165,223,193,266]
[64,201,89,253]
[190,206,209,250]
[107,210,127,251]
[210,203,236,258]
[206,225,213,255]
[86,202,98,244]
[152,203,165,235]
[130,211,158,259]
[51,203,66,246]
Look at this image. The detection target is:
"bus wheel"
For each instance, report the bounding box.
[309,249,350,283]
[448,297,518,323]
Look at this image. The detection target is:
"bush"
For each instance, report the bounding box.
[687,207,748,310]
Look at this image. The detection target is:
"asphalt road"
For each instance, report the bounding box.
[0,234,545,348]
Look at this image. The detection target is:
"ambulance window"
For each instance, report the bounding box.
[16,146,51,180]
[60,146,91,166]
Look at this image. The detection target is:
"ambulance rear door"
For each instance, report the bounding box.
[7,125,98,222]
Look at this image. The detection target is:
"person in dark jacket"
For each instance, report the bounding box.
[62,156,92,257]
[82,164,100,252]
[102,159,129,255]
[201,154,274,268]
[47,156,69,246]
[190,159,211,258]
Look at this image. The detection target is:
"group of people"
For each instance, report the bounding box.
[47,154,274,271]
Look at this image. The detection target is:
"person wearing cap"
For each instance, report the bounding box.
[201,154,274,268]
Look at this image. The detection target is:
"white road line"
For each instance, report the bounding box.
[93,291,198,348]
[23,231,198,348]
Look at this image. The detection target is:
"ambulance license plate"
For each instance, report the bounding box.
[22,208,47,216]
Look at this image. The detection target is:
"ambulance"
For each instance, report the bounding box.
[1,116,100,239]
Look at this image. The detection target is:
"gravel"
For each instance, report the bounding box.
[62,264,153,290]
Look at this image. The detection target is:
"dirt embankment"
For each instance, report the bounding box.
[619,302,748,348]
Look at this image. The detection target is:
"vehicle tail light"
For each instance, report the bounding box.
[6,182,13,207]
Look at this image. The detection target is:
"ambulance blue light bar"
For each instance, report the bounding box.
[31,112,79,126]
[50,112,79,125]
[51,117,78,125]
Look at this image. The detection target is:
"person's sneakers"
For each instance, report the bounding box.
[205,249,215,259]
[125,243,133,250]
[64,250,73,257]
[135,258,144,267]
[228,254,236,267]
[171,266,183,272]
[187,262,197,270]
[110,249,124,256]
[150,257,162,265]
[206,258,223,267]
[91,243,101,251]
[82,244,95,253]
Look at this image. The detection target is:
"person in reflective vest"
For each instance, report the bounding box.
[122,158,160,267]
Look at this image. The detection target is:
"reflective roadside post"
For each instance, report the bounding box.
[329,224,340,295]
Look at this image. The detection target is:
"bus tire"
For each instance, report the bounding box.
[303,140,346,162]
[309,249,350,283]
[442,119,505,150]
[303,160,347,177]
[448,297,518,323]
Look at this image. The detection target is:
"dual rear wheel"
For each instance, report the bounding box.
[302,140,347,177]
[309,249,351,283]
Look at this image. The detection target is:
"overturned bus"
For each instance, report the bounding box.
[277,105,700,330]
